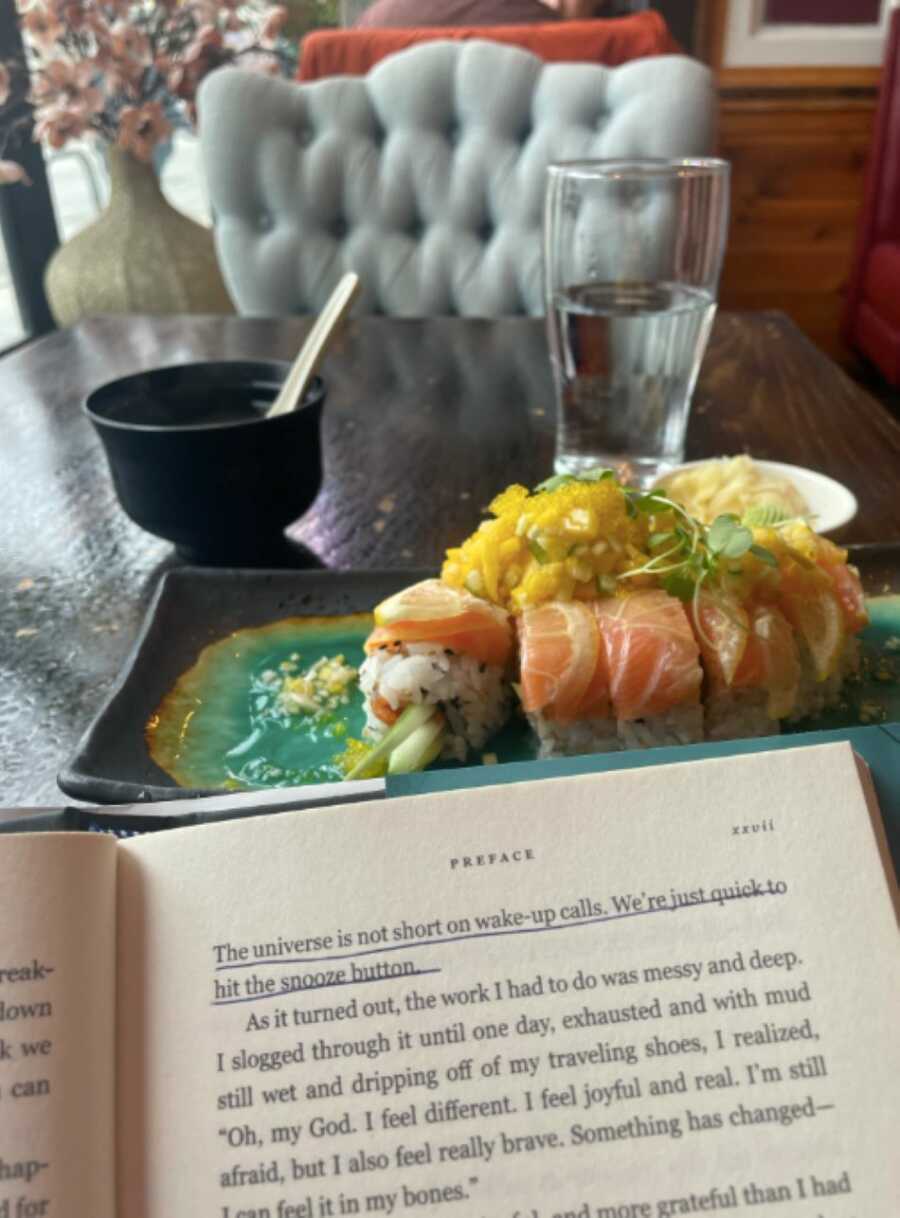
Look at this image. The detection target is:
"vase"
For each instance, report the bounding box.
[44,144,234,326]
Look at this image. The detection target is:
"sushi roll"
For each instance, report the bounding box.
[359,580,513,765]
[769,525,867,721]
[347,476,871,778]
[781,583,855,721]
[518,601,619,759]
[694,592,800,740]
[518,590,704,757]
[594,590,704,749]
[692,523,867,734]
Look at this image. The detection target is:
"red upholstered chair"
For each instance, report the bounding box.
[297,11,680,81]
[843,8,900,383]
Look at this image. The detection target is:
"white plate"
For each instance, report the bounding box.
[654,459,858,534]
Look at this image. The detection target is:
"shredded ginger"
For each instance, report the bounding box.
[656,456,808,524]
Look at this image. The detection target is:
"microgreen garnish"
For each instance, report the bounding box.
[633,491,671,514]
[528,538,549,564]
[749,544,778,567]
[649,531,675,550]
[662,572,697,603]
[534,468,615,494]
[707,514,754,560]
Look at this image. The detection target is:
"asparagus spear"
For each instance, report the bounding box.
[344,703,443,781]
[387,715,446,775]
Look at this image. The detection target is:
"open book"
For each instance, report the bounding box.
[2,741,898,1217]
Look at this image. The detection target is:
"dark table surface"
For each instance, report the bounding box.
[2,311,900,806]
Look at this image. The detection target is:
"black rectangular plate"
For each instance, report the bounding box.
[58,547,900,807]
[58,567,430,804]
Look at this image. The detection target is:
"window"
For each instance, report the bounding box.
[0,2,58,348]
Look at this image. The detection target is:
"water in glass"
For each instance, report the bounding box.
[549,280,716,487]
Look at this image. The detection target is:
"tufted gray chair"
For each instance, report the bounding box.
[197,41,715,317]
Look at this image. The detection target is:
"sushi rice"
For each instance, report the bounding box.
[527,712,619,761]
[618,704,704,750]
[789,635,860,723]
[526,708,706,757]
[359,643,510,762]
[704,688,772,742]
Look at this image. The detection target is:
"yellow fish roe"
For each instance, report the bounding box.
[334,737,387,778]
[441,481,650,611]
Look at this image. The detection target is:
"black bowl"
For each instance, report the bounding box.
[85,361,325,565]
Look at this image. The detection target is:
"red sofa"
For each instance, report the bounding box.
[297,11,680,81]
[843,7,900,383]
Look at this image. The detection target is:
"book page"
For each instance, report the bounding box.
[116,741,900,1217]
[0,833,117,1218]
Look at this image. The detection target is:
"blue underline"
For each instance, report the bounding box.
[212,966,442,1006]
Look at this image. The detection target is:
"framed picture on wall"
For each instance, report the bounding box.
[699,0,892,87]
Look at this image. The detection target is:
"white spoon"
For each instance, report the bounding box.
[266,272,361,419]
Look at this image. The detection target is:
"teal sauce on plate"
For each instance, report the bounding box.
[148,599,900,791]
[147,615,373,790]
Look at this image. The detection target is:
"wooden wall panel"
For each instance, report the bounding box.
[715,95,877,363]
[696,0,881,363]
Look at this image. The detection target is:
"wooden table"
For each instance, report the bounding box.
[2,311,899,806]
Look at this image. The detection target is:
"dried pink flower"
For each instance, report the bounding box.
[109,20,150,62]
[0,159,31,186]
[81,7,112,41]
[7,0,286,157]
[99,46,146,95]
[167,24,229,103]
[32,59,103,116]
[116,100,171,163]
[34,104,89,148]
[56,1,92,31]
[21,4,65,48]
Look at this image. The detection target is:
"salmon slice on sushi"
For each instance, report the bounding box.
[780,579,863,721]
[691,521,867,731]
[768,525,868,720]
[694,591,800,740]
[355,580,514,771]
[517,601,619,758]
[594,590,704,749]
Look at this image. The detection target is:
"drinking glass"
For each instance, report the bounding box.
[544,158,730,487]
